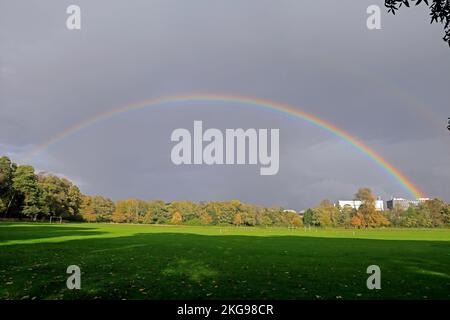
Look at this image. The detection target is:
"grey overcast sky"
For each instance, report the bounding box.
[1,0,449,209]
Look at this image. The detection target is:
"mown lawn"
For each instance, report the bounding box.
[0,222,449,300]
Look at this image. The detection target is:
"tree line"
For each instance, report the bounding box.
[0,156,82,220]
[0,156,300,226]
[304,188,450,228]
[1,155,449,227]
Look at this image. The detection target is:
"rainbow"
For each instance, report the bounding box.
[25,93,425,198]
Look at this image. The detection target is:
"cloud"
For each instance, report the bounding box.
[1,0,449,208]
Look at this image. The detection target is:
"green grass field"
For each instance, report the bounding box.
[0,222,449,300]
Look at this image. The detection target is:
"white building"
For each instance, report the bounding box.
[386,197,430,210]
[337,200,384,211]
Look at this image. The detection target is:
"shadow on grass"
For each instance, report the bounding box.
[0,223,105,242]
[0,224,449,300]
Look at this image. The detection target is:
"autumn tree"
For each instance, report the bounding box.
[168,201,200,223]
[357,203,373,228]
[356,202,390,228]
[112,210,126,223]
[83,211,97,223]
[287,212,303,227]
[351,213,364,228]
[355,188,376,204]
[114,199,148,223]
[80,195,115,222]
[220,200,243,225]
[241,210,257,226]
[171,211,183,224]
[315,200,339,227]
[233,213,242,226]
[354,188,389,228]
[199,211,213,225]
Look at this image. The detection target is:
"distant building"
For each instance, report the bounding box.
[386,197,430,210]
[283,209,297,214]
[337,200,384,211]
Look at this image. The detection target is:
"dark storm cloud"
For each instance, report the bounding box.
[1,0,449,209]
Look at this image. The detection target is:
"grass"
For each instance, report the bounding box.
[0,222,449,300]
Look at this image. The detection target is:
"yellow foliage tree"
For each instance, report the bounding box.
[233,213,242,226]
[112,211,126,223]
[351,214,363,228]
[200,212,213,225]
[290,214,303,227]
[171,211,183,225]
[367,211,390,228]
[82,213,97,223]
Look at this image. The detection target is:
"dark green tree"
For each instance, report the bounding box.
[12,165,47,218]
[38,174,82,219]
[0,156,17,217]
[146,200,170,224]
[386,0,450,46]
[337,204,355,228]
[303,208,320,226]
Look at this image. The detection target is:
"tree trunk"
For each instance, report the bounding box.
[4,193,15,218]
